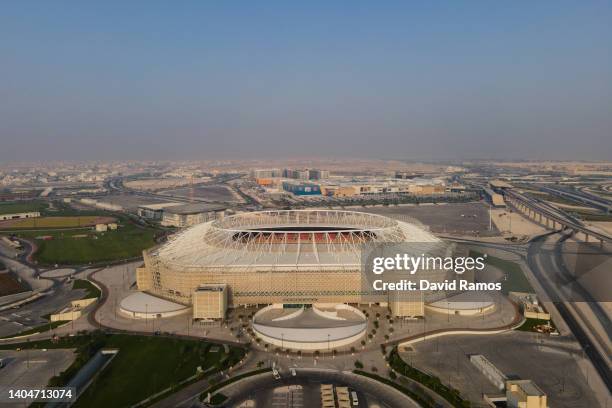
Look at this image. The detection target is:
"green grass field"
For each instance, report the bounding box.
[32,223,157,265]
[72,279,102,298]
[0,201,48,215]
[72,335,243,408]
[470,250,534,294]
[12,216,158,265]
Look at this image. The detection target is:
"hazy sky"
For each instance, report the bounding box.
[1,1,611,162]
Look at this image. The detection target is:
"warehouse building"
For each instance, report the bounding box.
[160,203,227,227]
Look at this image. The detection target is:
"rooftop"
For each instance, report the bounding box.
[164,203,227,215]
[506,380,546,397]
[138,202,182,210]
[120,292,188,314]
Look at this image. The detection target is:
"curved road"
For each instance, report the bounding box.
[527,233,611,392]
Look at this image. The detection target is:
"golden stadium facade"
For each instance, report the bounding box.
[136,209,442,319]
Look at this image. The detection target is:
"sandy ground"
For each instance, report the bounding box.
[490,208,546,236]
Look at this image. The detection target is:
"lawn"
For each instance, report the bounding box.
[72,279,101,298]
[470,250,534,294]
[72,335,244,408]
[0,200,48,215]
[17,221,158,265]
[0,201,48,214]
[0,332,245,408]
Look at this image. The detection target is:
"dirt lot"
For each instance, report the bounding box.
[490,208,546,237]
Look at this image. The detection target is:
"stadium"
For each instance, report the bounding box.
[136,209,455,319]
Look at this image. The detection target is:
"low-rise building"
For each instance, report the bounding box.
[483,187,506,207]
[506,380,547,408]
[137,202,182,220]
[95,223,108,232]
[50,297,97,322]
[509,292,551,320]
[282,181,322,196]
[161,203,227,227]
[0,211,40,221]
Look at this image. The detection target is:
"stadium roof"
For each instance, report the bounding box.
[155,209,443,270]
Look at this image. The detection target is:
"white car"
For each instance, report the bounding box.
[290,368,296,376]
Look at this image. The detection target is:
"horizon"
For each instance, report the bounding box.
[1,1,611,161]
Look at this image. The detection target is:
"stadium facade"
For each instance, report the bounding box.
[136,209,449,319]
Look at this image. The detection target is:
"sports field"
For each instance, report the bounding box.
[0,216,116,229]
[28,223,157,265]
[8,212,160,265]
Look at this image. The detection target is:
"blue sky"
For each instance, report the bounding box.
[1,1,611,161]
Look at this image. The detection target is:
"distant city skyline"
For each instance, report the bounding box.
[1,1,611,161]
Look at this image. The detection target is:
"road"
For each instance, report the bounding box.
[527,233,611,392]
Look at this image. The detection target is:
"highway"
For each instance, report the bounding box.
[506,189,612,243]
[527,233,612,392]
[538,185,612,213]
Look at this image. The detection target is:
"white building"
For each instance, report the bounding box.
[0,211,40,221]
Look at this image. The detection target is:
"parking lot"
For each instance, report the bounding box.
[361,202,499,236]
[0,349,76,406]
[401,331,598,408]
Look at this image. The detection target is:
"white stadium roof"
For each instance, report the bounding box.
[155,209,442,270]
